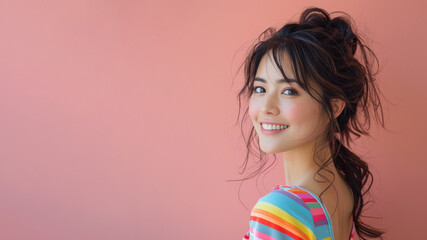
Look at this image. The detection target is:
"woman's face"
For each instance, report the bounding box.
[249,50,329,154]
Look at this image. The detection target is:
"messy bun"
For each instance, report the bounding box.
[301,7,359,56]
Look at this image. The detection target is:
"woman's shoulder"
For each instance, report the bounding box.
[247,184,333,240]
[256,185,314,214]
[253,184,320,221]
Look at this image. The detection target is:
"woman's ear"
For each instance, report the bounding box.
[331,98,346,119]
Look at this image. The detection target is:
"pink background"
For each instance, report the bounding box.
[0,0,425,239]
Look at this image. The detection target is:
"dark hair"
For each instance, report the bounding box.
[228,6,388,240]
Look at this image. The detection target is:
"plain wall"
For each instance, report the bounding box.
[1,0,426,239]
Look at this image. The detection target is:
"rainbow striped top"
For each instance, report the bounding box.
[242,185,355,240]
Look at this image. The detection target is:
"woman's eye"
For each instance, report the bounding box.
[253,86,265,93]
[283,88,298,95]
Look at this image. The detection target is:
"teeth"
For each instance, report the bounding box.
[262,123,288,130]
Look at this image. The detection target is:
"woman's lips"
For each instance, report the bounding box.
[260,123,288,135]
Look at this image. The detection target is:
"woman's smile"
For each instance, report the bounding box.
[260,123,289,135]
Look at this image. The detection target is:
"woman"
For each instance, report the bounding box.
[234,6,386,240]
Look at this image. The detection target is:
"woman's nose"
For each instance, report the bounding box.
[261,94,280,115]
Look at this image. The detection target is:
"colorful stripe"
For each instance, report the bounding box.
[242,185,356,240]
[252,201,315,240]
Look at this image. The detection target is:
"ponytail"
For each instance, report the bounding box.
[333,137,384,239]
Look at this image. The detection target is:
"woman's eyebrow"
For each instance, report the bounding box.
[254,76,297,84]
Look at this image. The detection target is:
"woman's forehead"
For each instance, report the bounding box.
[256,50,296,81]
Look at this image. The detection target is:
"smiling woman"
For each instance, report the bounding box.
[227,6,387,240]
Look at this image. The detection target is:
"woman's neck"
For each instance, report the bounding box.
[282,140,335,186]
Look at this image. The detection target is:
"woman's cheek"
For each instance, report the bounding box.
[285,103,303,123]
[248,98,259,122]
[287,102,319,127]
